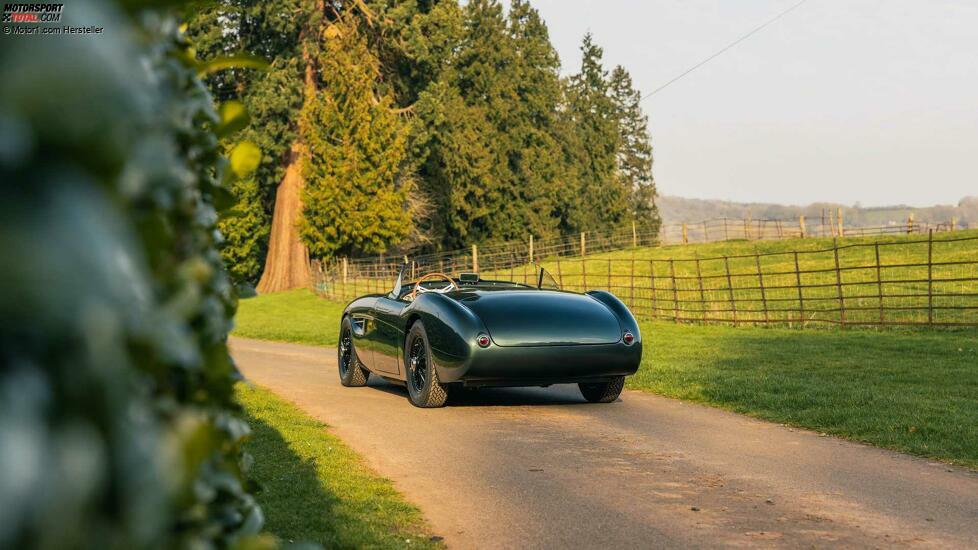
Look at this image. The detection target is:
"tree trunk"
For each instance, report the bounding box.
[256,145,310,293]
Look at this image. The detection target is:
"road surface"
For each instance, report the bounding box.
[230,337,978,549]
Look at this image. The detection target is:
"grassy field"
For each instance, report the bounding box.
[235,289,978,468]
[235,289,347,346]
[321,230,978,326]
[237,383,442,548]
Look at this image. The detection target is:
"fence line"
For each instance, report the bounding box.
[312,231,978,329]
[323,215,959,286]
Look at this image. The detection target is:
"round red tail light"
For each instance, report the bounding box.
[622,331,634,345]
[477,334,491,348]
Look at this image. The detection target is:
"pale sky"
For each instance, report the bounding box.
[523,0,978,207]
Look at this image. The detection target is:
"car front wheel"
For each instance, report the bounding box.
[338,317,369,387]
[404,321,448,408]
[579,376,625,403]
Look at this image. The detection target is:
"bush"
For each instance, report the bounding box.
[0,2,269,548]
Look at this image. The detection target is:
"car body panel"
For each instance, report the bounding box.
[454,290,622,346]
[340,279,642,388]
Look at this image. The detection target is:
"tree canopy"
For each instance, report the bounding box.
[188,0,660,279]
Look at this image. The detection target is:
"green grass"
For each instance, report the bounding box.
[323,230,978,326]
[235,289,978,468]
[632,322,978,468]
[234,289,347,346]
[237,383,442,548]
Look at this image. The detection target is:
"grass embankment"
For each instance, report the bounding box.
[237,383,441,548]
[235,289,347,346]
[517,229,978,325]
[235,289,978,468]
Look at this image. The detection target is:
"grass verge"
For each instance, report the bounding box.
[234,289,347,347]
[237,383,442,548]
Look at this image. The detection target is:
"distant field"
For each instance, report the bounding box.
[234,289,978,468]
[484,229,978,327]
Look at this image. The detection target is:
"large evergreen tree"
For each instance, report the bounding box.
[609,65,661,229]
[186,1,307,284]
[189,0,661,276]
[299,13,416,259]
[563,34,630,231]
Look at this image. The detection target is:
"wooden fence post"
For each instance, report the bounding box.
[342,257,348,284]
[951,216,957,232]
[580,232,586,257]
[682,222,688,245]
[555,258,563,289]
[907,213,914,234]
[649,260,658,319]
[745,212,752,240]
[793,252,804,326]
[702,221,709,243]
[632,220,637,248]
[411,261,416,281]
[927,229,934,325]
[724,257,736,325]
[695,257,706,321]
[629,258,635,308]
[833,238,845,327]
[874,243,883,325]
[607,258,612,291]
[837,207,844,237]
[755,253,768,324]
[528,234,534,262]
[669,259,679,323]
[472,244,479,272]
[799,215,806,238]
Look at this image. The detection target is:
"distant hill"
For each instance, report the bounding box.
[657,195,978,228]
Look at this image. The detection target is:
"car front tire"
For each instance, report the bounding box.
[579,376,625,403]
[404,321,448,408]
[338,317,369,387]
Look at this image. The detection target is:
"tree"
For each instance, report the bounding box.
[562,33,629,231]
[298,13,417,259]
[609,65,660,229]
[187,0,307,286]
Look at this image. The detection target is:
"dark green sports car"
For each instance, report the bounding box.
[338,265,642,407]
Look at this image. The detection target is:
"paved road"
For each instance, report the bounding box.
[230,337,978,549]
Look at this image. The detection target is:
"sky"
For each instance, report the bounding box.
[522,0,978,207]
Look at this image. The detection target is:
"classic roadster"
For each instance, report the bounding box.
[337,265,642,407]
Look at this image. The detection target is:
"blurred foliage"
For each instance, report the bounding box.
[0,1,272,548]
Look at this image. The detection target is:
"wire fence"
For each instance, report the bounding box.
[313,229,978,329]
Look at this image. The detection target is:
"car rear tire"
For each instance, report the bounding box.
[338,317,369,387]
[405,321,448,408]
[579,376,625,403]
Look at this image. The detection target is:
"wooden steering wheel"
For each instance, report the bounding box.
[411,272,459,301]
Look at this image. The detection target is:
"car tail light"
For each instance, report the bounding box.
[622,331,634,345]
[477,334,491,348]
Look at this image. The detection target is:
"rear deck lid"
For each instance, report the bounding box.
[456,290,622,347]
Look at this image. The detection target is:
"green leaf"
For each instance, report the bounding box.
[229,141,262,179]
[216,101,250,139]
[196,54,270,77]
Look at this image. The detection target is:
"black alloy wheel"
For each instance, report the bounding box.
[338,317,368,387]
[404,321,448,408]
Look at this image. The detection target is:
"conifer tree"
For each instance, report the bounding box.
[299,14,416,259]
[609,65,661,229]
[563,34,629,230]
